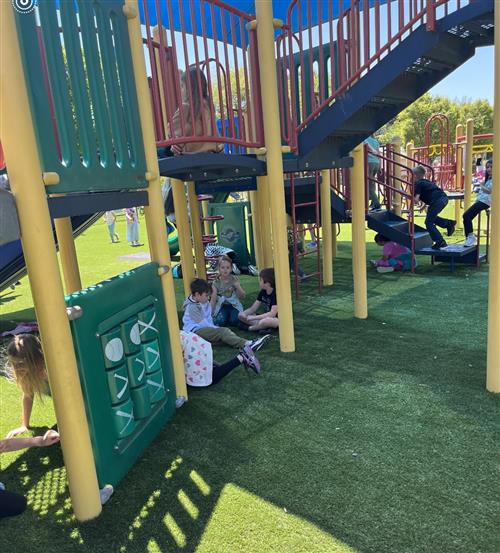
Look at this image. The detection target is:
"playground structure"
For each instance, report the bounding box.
[0,0,499,522]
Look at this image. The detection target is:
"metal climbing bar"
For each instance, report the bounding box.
[141,0,264,154]
[289,172,322,299]
[278,0,472,141]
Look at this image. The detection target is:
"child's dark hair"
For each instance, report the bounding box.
[374,234,390,245]
[190,278,211,295]
[259,267,275,288]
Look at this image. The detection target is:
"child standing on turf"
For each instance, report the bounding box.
[4,334,50,439]
[211,255,246,327]
[372,234,416,273]
[125,207,142,247]
[463,160,493,246]
[182,279,270,351]
[238,268,279,333]
[103,211,119,243]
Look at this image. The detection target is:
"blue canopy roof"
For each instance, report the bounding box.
[139,1,386,43]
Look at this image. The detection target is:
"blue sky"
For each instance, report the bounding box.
[429,45,493,103]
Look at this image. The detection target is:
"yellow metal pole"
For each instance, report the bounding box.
[171,178,195,297]
[255,2,295,352]
[201,199,211,236]
[351,145,368,319]
[406,141,414,160]
[391,136,403,217]
[54,217,82,293]
[0,2,100,520]
[187,181,207,280]
[486,10,500,393]
[126,0,188,399]
[256,175,274,267]
[464,118,474,211]
[249,190,264,268]
[455,124,464,228]
[321,170,333,285]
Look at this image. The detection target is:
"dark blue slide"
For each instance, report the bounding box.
[0,214,100,294]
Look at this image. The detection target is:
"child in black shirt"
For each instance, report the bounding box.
[238,268,278,334]
[412,165,455,249]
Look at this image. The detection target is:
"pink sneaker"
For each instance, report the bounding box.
[239,345,261,375]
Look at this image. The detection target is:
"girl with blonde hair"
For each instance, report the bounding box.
[5,334,49,439]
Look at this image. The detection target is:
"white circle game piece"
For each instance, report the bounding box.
[130,323,141,345]
[105,338,124,363]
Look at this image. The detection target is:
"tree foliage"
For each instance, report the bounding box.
[376,93,493,147]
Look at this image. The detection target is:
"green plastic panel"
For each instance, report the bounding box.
[14,1,147,193]
[66,263,176,488]
[208,202,255,266]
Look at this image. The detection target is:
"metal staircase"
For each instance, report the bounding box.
[286,1,494,168]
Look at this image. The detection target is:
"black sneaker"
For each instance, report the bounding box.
[447,222,456,237]
[431,240,447,250]
[250,333,272,352]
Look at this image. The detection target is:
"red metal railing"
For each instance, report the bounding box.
[141,0,264,154]
[279,0,472,146]
[331,167,351,211]
[289,172,322,298]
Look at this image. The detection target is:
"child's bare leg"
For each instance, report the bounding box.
[248,317,279,332]
[238,310,252,324]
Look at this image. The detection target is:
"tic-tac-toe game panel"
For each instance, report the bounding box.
[66,263,176,487]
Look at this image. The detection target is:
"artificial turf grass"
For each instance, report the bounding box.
[1,219,499,553]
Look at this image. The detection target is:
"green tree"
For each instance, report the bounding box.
[377,94,493,147]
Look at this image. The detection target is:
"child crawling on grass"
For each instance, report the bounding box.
[371,234,416,273]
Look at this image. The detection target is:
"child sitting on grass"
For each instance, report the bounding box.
[238,268,279,334]
[180,330,260,386]
[211,255,246,327]
[182,278,270,351]
[371,234,416,273]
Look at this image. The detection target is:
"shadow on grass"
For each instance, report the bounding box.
[0,243,498,553]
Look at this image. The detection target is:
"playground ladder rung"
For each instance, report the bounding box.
[197,195,213,202]
[202,215,224,221]
[294,201,317,208]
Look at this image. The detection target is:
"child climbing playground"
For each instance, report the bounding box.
[412,166,456,249]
